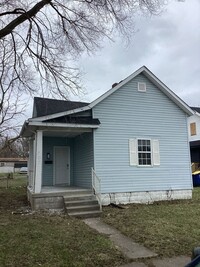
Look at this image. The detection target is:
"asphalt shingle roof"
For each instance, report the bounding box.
[190,106,200,114]
[33,97,89,118]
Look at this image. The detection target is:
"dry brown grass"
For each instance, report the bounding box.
[102,189,200,258]
[0,185,128,267]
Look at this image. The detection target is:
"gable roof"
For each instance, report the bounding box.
[33,97,89,117]
[89,66,194,115]
[30,66,194,122]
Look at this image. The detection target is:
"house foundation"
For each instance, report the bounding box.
[101,189,192,205]
[27,188,64,210]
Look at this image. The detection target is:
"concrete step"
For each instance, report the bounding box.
[63,190,93,196]
[64,199,99,207]
[67,204,100,213]
[63,193,101,218]
[64,194,96,202]
[67,210,101,218]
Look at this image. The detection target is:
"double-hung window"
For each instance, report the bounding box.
[138,139,151,166]
[129,138,160,167]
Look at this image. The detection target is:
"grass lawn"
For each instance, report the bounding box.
[0,173,28,188]
[102,189,200,258]
[0,181,127,267]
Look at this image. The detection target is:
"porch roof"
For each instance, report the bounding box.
[21,120,100,137]
[45,115,100,125]
[33,97,89,117]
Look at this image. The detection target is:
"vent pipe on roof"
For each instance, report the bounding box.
[112,82,118,88]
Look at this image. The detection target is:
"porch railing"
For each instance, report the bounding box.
[91,167,102,211]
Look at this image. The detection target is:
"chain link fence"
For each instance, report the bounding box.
[0,173,27,188]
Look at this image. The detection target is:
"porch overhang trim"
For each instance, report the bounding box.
[30,106,91,122]
[28,121,100,129]
[21,121,99,138]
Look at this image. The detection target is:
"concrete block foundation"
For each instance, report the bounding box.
[27,188,64,210]
[101,189,192,205]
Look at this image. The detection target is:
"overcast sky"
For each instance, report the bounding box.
[74,0,200,107]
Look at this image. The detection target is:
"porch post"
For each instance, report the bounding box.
[34,130,43,193]
[28,138,34,190]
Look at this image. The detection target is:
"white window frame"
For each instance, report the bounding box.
[129,138,160,167]
[138,82,146,92]
[137,138,152,166]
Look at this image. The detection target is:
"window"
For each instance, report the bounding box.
[190,122,196,136]
[129,138,160,167]
[138,139,151,165]
[138,82,146,92]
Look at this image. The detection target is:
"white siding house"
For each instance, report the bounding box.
[0,158,27,173]
[188,107,200,164]
[21,66,193,210]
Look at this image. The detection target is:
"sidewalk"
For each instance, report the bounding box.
[83,218,191,267]
[83,218,157,260]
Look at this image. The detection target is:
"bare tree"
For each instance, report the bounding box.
[0,0,164,143]
[0,0,164,94]
[0,136,29,158]
[0,39,28,138]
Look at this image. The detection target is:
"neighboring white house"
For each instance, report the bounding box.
[0,158,28,173]
[188,107,200,164]
[21,66,194,213]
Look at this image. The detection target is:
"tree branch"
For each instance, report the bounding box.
[0,0,52,39]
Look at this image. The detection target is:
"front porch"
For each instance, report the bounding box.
[25,128,103,217]
[27,185,93,210]
[20,98,102,216]
[27,185,101,217]
[26,127,95,194]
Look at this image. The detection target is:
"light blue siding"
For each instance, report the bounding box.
[42,137,74,186]
[93,73,192,193]
[73,132,94,188]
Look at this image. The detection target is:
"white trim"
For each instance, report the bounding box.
[129,138,160,167]
[137,138,152,167]
[28,121,99,129]
[92,109,96,171]
[28,139,34,188]
[138,82,146,92]
[34,130,43,193]
[89,66,194,115]
[152,139,160,166]
[30,106,90,122]
[129,139,137,166]
[90,67,145,108]
[29,66,193,123]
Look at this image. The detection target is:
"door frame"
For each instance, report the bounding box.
[53,146,70,186]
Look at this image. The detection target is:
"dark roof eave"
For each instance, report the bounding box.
[34,97,89,117]
[190,107,200,114]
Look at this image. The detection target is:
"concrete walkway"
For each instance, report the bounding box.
[83,218,191,267]
[83,218,157,260]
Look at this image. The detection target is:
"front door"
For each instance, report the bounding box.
[54,146,70,185]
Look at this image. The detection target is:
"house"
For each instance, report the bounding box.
[0,158,27,173]
[188,107,200,170]
[20,66,194,215]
